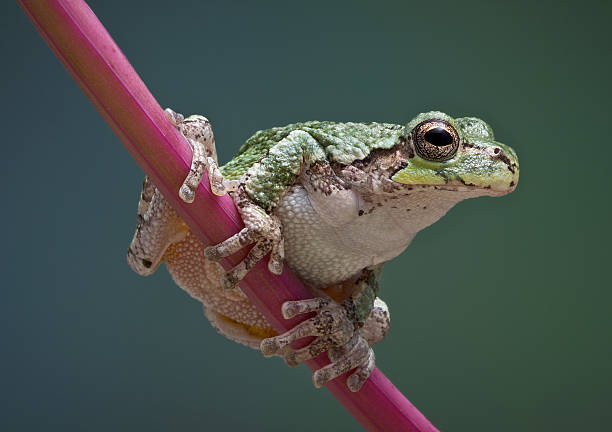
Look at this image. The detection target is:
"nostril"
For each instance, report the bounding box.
[142,259,152,268]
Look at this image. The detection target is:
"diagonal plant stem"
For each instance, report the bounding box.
[17,1,440,431]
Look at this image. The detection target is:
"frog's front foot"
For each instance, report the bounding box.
[204,186,285,289]
[260,297,375,392]
[164,108,237,202]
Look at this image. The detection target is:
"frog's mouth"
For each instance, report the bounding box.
[390,165,518,196]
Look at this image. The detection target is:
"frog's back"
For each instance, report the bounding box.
[221,121,403,179]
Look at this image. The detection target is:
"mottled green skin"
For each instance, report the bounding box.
[221,114,519,207]
[221,121,403,179]
[221,121,402,211]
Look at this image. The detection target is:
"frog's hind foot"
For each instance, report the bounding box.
[320,333,375,392]
[204,186,284,289]
[259,297,375,392]
[164,108,237,203]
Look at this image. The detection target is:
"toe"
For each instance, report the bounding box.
[347,348,375,392]
[164,108,183,125]
[260,336,285,357]
[204,228,257,261]
[267,255,283,275]
[179,184,195,203]
[268,238,284,275]
[281,298,330,319]
[220,270,242,290]
[284,336,333,366]
[260,315,327,356]
[208,160,227,196]
[312,335,370,388]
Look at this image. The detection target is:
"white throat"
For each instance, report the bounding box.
[276,185,482,287]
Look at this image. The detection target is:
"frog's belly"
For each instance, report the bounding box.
[275,185,410,287]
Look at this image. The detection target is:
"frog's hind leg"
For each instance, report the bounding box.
[127,183,188,276]
[260,296,374,392]
[164,108,238,202]
[259,266,389,392]
[162,231,278,348]
[319,297,389,392]
[203,306,276,349]
[136,176,156,218]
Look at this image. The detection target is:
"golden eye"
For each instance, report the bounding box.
[413,120,460,162]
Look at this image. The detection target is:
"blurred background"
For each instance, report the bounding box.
[2,0,610,430]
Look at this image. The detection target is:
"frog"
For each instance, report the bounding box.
[127,108,519,392]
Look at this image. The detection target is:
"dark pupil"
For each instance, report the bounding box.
[424,127,453,147]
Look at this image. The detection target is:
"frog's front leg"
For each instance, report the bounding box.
[260,266,387,392]
[204,130,326,289]
[205,185,285,289]
[164,108,237,202]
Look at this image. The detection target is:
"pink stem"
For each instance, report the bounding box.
[18,1,439,431]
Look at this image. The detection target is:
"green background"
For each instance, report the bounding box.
[2,1,610,430]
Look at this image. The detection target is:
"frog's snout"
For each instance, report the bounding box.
[491,143,519,193]
[467,157,516,196]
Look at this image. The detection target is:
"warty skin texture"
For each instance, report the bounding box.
[127,110,519,391]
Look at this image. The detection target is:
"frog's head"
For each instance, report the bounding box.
[391,111,519,195]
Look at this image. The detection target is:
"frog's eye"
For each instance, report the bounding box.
[413,120,460,162]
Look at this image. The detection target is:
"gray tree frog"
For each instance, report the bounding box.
[127,108,519,392]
